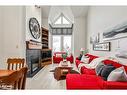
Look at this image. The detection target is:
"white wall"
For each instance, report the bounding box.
[0,6,26,69]
[0,7,3,67]
[73,17,87,57]
[26,6,42,42]
[42,18,49,29]
[0,6,42,69]
[87,6,127,65]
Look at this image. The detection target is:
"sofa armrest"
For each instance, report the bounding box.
[76,57,79,60]
[53,55,56,58]
[104,81,127,89]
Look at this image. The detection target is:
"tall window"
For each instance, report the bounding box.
[51,13,72,53]
[63,36,71,51]
[53,36,61,52]
[52,35,72,52]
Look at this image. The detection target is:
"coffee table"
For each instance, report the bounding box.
[54,61,73,80]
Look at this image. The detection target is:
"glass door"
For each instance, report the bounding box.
[52,35,72,53]
[63,36,72,52]
[52,36,61,52]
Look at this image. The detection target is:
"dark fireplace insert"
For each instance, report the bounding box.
[26,49,42,77]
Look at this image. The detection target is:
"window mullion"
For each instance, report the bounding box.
[61,15,63,24]
[61,35,63,51]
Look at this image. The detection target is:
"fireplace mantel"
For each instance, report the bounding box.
[26,40,42,50]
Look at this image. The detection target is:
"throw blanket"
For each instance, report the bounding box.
[78,57,108,73]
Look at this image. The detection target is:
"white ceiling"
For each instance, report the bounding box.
[41,6,89,18]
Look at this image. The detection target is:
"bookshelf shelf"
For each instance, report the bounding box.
[41,27,52,67]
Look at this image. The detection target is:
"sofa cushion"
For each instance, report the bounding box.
[107,66,127,82]
[56,54,62,57]
[66,74,103,89]
[95,62,105,76]
[101,64,116,80]
[75,60,81,67]
[81,66,96,75]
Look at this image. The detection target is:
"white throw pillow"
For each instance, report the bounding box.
[81,55,89,64]
[107,66,127,81]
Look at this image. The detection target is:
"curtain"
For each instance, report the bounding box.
[51,28,73,35]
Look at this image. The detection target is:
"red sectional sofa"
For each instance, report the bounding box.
[53,52,74,63]
[66,54,127,89]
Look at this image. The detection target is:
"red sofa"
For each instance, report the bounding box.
[66,54,127,89]
[53,52,73,63]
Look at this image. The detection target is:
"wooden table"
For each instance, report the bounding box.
[54,61,73,80]
[0,69,27,89]
[0,70,15,79]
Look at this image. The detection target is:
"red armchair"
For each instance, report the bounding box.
[66,53,127,89]
[53,52,73,64]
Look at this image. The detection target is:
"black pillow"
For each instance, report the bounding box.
[95,62,105,76]
[78,54,83,60]
[100,64,116,80]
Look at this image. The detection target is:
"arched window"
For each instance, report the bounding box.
[50,13,73,52]
[54,13,70,25]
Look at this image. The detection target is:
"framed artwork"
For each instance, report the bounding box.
[115,50,127,59]
[93,42,110,51]
[115,39,127,59]
[90,33,100,44]
[103,21,127,41]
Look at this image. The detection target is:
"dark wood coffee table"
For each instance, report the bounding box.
[54,61,73,80]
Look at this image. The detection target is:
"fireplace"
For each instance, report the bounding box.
[31,55,39,72]
[26,49,42,77]
[26,40,42,77]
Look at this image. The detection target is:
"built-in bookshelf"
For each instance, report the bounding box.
[41,27,52,66]
[42,27,49,49]
[41,49,52,66]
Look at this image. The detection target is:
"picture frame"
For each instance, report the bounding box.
[93,42,110,51]
[90,33,100,44]
[103,21,127,41]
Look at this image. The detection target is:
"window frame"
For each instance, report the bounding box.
[52,35,72,52]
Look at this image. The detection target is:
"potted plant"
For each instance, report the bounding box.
[62,53,67,62]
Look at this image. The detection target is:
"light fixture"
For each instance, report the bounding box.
[35,5,40,8]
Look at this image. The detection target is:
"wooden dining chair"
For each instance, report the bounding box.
[0,67,28,90]
[7,58,25,70]
[20,67,28,89]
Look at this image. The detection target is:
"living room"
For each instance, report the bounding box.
[1,1,127,94]
[0,6,87,89]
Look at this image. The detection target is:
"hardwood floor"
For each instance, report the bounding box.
[26,64,78,89]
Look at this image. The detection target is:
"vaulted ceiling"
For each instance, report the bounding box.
[41,6,89,18]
